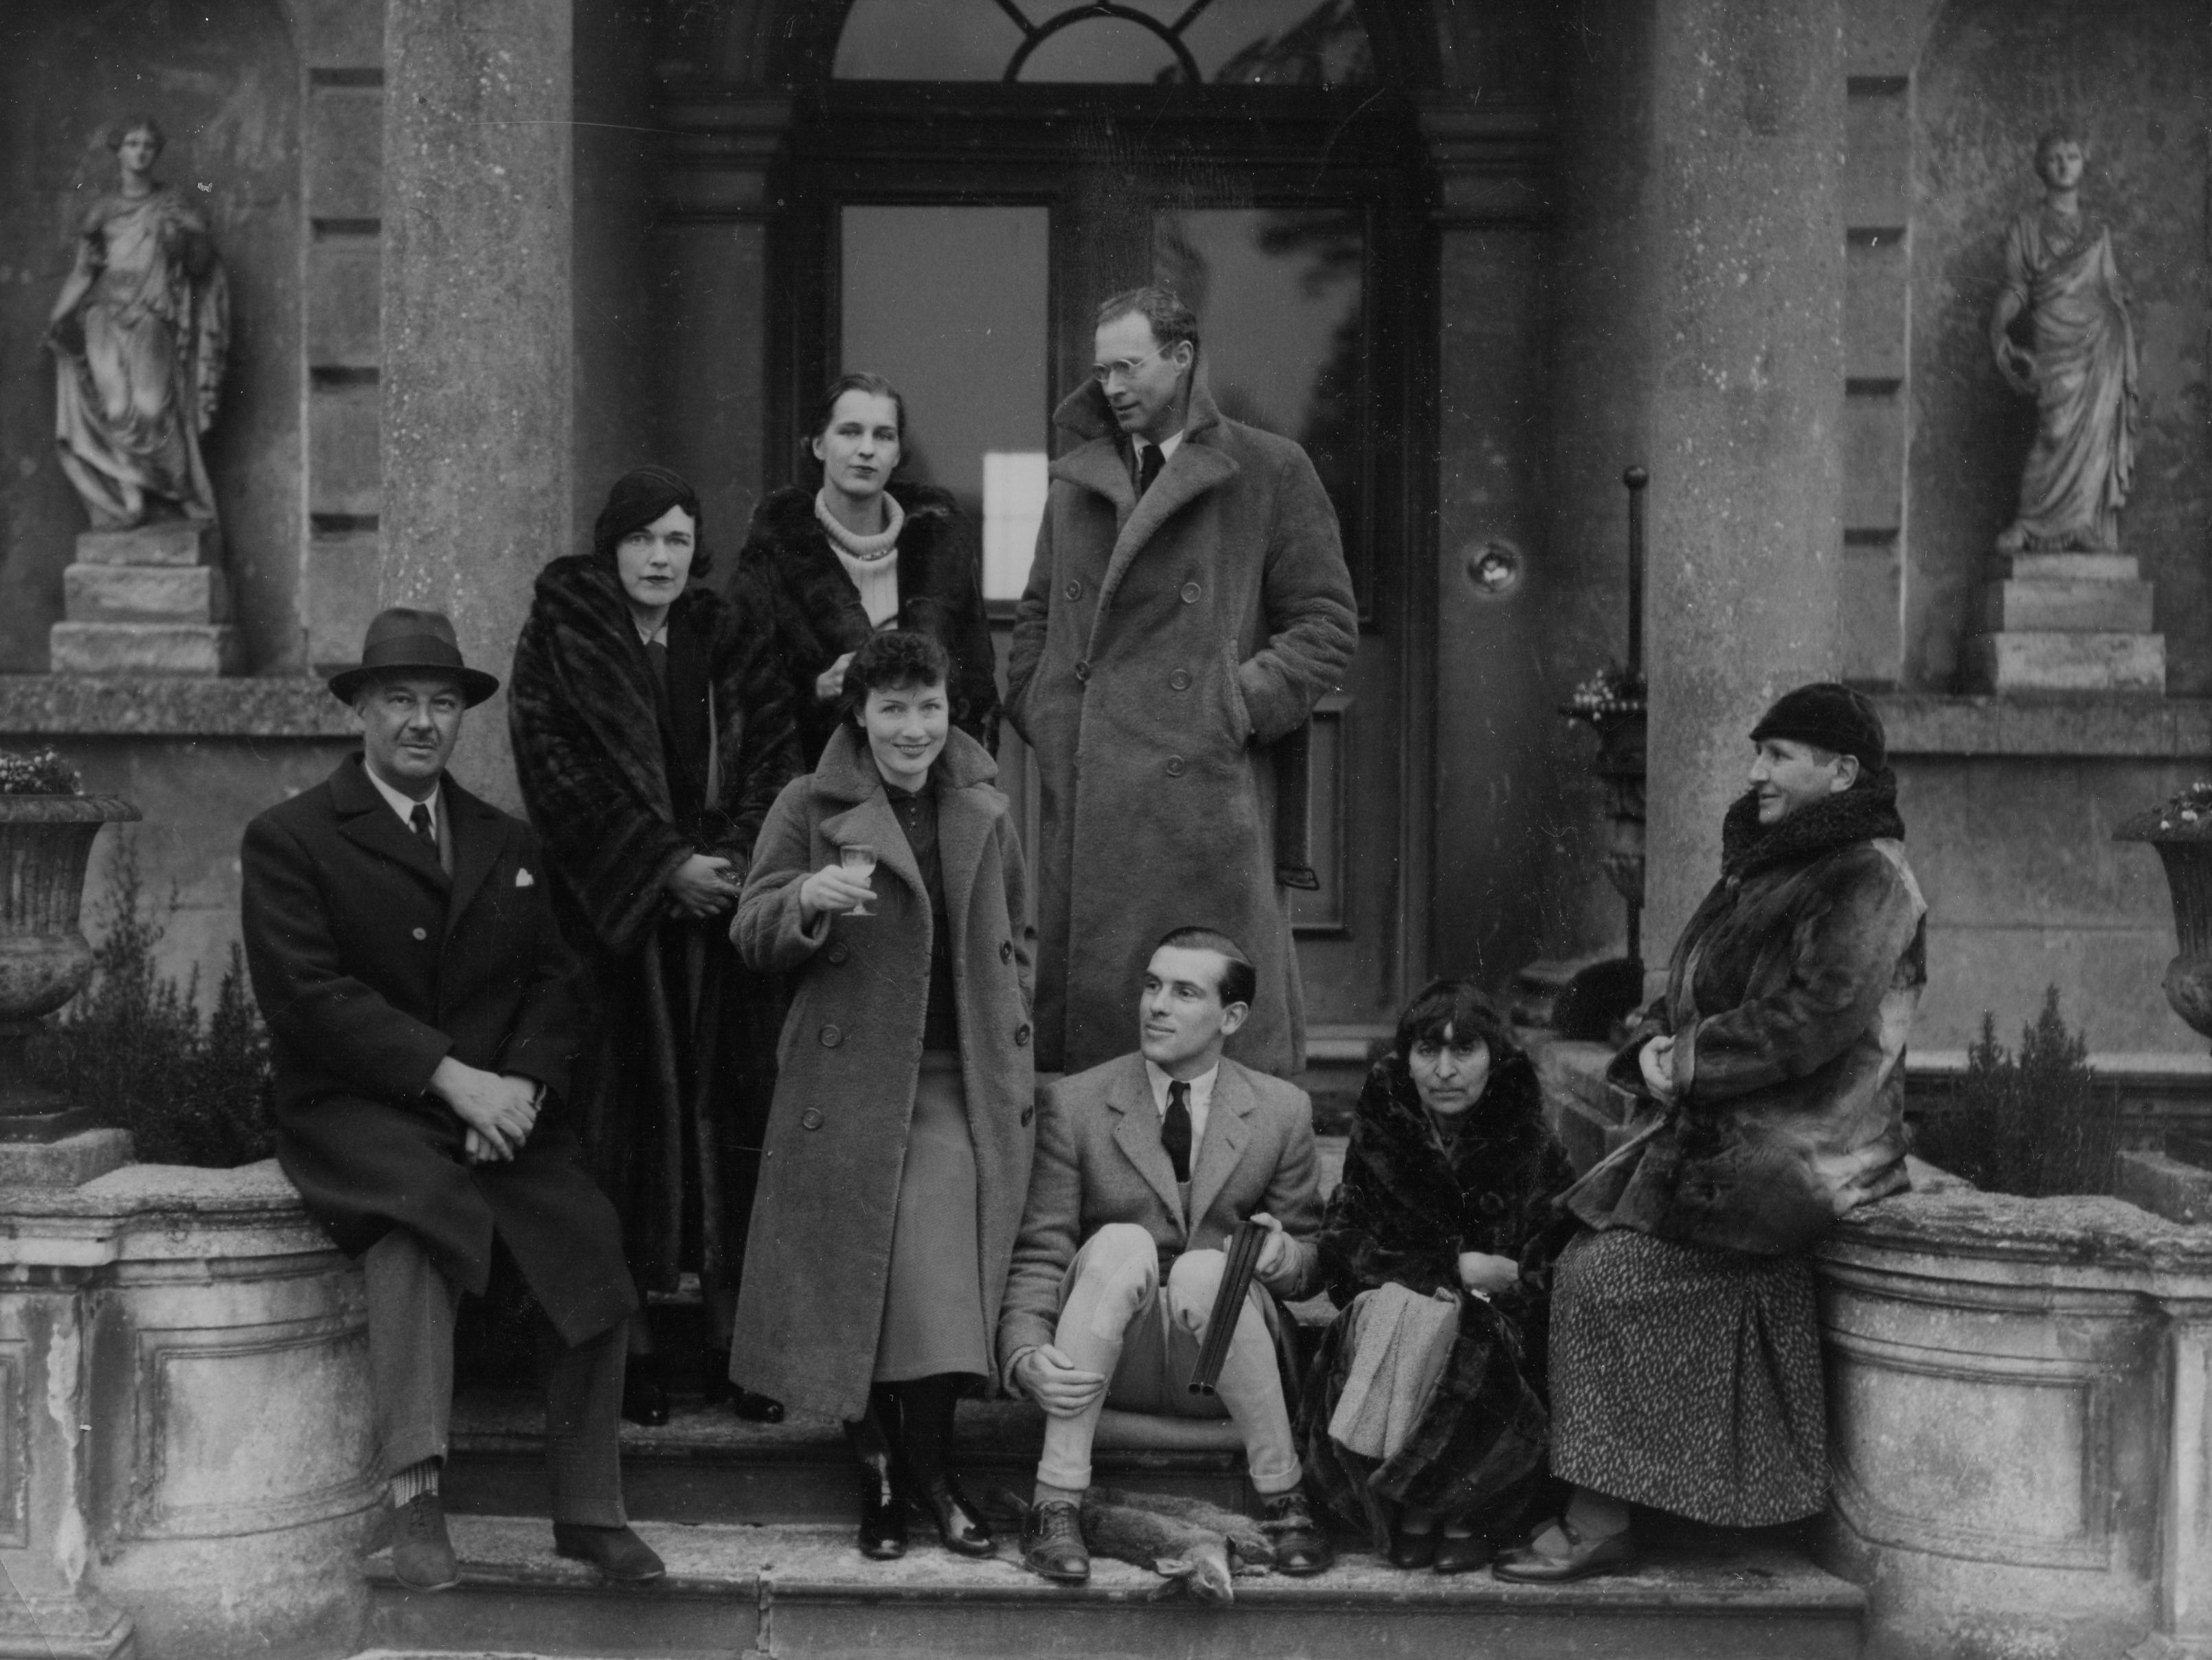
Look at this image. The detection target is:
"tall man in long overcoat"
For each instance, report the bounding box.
[240,607,661,1593]
[1007,285,1359,1079]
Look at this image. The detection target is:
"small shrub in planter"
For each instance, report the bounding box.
[1912,987,2119,1197]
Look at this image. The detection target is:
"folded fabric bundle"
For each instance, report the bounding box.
[1327,1281,1461,1461]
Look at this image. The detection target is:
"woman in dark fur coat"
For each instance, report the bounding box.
[1298,978,1575,1574]
[738,372,1000,765]
[509,466,801,1426]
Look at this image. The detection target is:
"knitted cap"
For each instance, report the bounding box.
[1749,682,1886,772]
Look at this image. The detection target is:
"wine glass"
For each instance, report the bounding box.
[842,843,878,916]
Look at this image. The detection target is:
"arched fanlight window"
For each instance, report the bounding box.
[832,0,1375,85]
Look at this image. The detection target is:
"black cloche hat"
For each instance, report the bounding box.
[326,607,501,708]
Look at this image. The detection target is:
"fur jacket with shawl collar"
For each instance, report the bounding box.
[727,724,1037,1420]
[738,480,1002,765]
[508,554,799,955]
[1566,776,1928,1256]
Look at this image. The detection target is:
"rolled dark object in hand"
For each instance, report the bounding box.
[1188,1219,1268,1395]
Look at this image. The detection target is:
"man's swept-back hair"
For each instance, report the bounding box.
[1155,924,1256,1011]
[1096,285,1199,355]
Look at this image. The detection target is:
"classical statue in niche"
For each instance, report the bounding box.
[45,116,229,530]
[1989,128,2137,554]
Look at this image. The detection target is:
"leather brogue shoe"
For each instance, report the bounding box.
[391,1491,460,1591]
[554,1522,666,1583]
[1432,1531,1491,1575]
[918,1474,995,1557]
[1261,1488,1335,1576]
[1021,1496,1090,1584]
[1387,1524,1438,1570]
[1492,1515,1638,1584]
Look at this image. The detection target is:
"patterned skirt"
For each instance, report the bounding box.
[1548,1228,1827,1526]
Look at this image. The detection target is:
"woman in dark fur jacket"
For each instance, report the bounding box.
[509,466,802,1428]
[738,372,1001,765]
[1298,978,1575,1575]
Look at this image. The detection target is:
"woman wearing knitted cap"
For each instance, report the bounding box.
[509,467,802,1426]
[738,373,1001,767]
[1495,682,1927,1583]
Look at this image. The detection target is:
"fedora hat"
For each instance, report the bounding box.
[326,607,500,708]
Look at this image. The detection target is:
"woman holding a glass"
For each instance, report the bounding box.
[729,630,1037,1563]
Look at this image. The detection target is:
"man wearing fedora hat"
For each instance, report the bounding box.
[240,607,662,1589]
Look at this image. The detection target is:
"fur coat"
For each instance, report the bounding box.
[1005,374,1357,1077]
[1298,1048,1574,1545]
[1567,776,1928,1257]
[738,480,1001,765]
[508,557,802,1303]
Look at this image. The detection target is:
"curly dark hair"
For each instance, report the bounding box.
[843,630,950,722]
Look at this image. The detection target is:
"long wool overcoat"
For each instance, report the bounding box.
[1006,374,1357,1078]
[242,754,635,1345]
[727,724,1037,1421]
[739,480,1002,765]
[1566,782,1929,1257]
[508,557,801,1302]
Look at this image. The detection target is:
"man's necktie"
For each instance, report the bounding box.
[1137,441,1164,497]
[409,803,436,851]
[1162,1079,1193,1182]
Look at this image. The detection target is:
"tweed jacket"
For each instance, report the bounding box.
[727,724,1036,1420]
[995,1051,1324,1386]
[1004,374,1357,1078]
[240,754,635,1344]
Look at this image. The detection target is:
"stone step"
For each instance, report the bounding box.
[63,561,230,624]
[1978,577,2154,633]
[360,1515,1865,1660]
[48,620,245,675]
[1987,551,2139,583]
[74,521,221,566]
[1961,629,2165,693]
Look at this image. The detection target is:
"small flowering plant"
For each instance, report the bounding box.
[1561,664,1647,731]
[0,747,83,796]
[2120,779,2212,841]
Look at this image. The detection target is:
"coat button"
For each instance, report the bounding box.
[1165,756,1187,778]
[1169,669,1192,691]
[1180,581,1201,604]
[1015,1023,1032,1047]
[411,927,428,941]
[820,1024,843,1048]
[1021,1104,1035,1128]
[1064,579,1082,600]
[1074,660,1092,683]
[800,1108,824,1131]
[1000,941,1013,963]
[826,943,850,965]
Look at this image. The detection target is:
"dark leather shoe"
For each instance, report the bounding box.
[1492,1515,1638,1583]
[858,1483,909,1560]
[1021,1497,1089,1584]
[730,1387,785,1424]
[918,1474,995,1557]
[392,1491,460,1591]
[554,1522,666,1582]
[1432,1531,1491,1575]
[620,1365,669,1428]
[1387,1525,1438,1570]
[1261,1489,1334,1576]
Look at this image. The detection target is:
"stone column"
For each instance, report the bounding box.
[1639,0,1848,961]
[381,0,575,809]
[2150,1298,2212,1658]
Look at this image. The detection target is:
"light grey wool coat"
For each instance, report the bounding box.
[1006,373,1358,1079]
[727,723,1037,1421]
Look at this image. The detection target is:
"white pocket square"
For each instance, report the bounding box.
[515,868,536,888]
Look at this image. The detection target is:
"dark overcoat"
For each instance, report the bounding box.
[1567,783,1929,1256]
[1299,1049,1575,1545]
[240,754,635,1345]
[508,556,800,1300]
[1006,374,1357,1077]
[739,480,1001,765]
[727,724,1036,1420]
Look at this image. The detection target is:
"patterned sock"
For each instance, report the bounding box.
[389,1459,440,1507]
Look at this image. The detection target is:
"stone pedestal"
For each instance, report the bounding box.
[47,526,240,678]
[1965,552,2167,693]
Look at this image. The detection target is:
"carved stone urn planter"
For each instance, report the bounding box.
[2116,791,2212,1044]
[0,791,141,1141]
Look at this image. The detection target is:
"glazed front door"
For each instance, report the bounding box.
[782,75,1427,1051]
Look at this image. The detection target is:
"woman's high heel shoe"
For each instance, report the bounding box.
[846,1402,908,1560]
